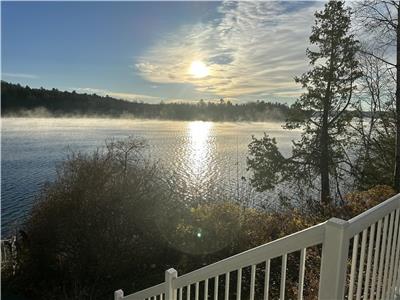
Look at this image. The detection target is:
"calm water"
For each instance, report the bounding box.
[1,118,301,236]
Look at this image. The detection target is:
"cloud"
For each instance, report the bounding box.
[71,87,161,103]
[2,72,38,79]
[135,1,325,100]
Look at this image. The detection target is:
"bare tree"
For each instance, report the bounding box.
[348,51,396,188]
[355,0,400,191]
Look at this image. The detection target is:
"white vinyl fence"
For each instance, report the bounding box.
[115,193,400,300]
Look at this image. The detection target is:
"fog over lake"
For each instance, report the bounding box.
[1,118,301,236]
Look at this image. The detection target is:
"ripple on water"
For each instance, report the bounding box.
[1,118,301,236]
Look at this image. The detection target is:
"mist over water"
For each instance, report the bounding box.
[1,118,301,236]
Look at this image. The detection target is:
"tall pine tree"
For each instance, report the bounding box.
[248,0,361,205]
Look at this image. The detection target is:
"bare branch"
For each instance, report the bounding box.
[359,49,396,66]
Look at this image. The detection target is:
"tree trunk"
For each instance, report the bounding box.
[320,68,332,204]
[395,5,400,192]
[321,99,331,205]
[320,30,335,205]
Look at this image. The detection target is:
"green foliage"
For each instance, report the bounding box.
[247,0,362,205]
[247,134,288,191]
[353,133,396,189]
[290,0,361,203]
[1,81,290,122]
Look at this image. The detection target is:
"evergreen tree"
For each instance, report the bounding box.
[248,0,361,205]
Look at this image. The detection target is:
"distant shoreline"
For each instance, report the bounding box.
[1,113,286,124]
[1,81,291,123]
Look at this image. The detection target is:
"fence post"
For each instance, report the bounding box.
[165,268,178,300]
[319,218,349,300]
[114,289,124,300]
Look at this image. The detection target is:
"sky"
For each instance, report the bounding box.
[1,1,326,104]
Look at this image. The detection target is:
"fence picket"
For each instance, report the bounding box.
[224,273,229,300]
[348,234,359,300]
[263,260,270,300]
[195,282,199,300]
[214,276,218,300]
[236,269,241,300]
[356,229,368,300]
[363,223,375,300]
[204,279,208,300]
[115,194,400,300]
[391,211,400,299]
[298,249,306,300]
[387,209,399,298]
[382,211,395,297]
[250,265,256,300]
[376,215,389,299]
[280,254,287,300]
[370,219,382,300]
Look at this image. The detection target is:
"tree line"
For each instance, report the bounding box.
[1,81,290,122]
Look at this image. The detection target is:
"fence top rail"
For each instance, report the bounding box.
[122,282,165,300]
[174,221,325,289]
[346,193,400,237]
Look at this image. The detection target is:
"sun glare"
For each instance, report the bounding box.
[187,121,213,176]
[189,61,209,78]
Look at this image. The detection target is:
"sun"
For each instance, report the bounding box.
[189,60,209,78]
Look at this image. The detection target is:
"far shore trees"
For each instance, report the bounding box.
[1,81,290,122]
[247,0,361,205]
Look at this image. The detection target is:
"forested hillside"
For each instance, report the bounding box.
[1,81,290,121]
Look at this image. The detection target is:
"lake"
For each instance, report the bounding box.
[1,117,301,236]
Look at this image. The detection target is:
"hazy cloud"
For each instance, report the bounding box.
[135,1,324,100]
[72,87,162,103]
[71,87,237,105]
[2,72,38,79]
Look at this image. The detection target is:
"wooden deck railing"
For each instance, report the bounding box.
[115,193,400,300]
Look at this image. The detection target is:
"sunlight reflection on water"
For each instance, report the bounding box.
[187,121,213,178]
[1,118,301,236]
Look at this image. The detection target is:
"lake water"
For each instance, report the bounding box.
[1,118,301,236]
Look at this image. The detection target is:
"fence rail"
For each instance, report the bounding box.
[115,193,400,300]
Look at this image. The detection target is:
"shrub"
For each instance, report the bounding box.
[319,185,397,221]
[4,138,182,299]
[170,202,321,299]
[3,137,394,300]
